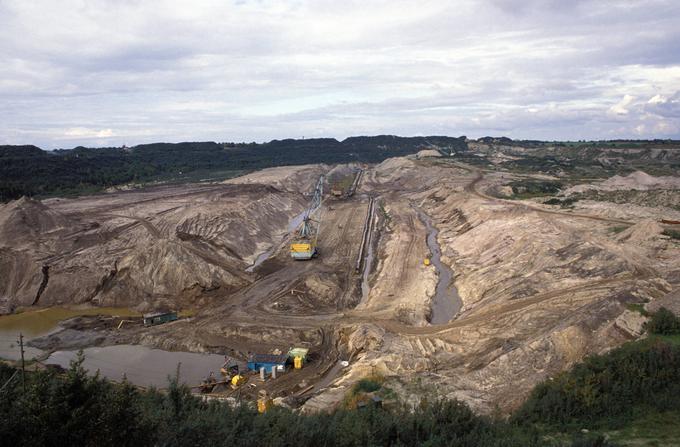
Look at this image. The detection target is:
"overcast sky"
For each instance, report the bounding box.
[1,0,679,148]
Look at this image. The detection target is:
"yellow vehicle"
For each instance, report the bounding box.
[230,374,247,388]
[257,390,273,413]
[290,239,317,260]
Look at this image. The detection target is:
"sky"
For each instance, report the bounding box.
[1,0,679,149]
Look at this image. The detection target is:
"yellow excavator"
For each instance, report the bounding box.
[290,175,324,260]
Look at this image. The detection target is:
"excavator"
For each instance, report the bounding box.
[290,175,324,260]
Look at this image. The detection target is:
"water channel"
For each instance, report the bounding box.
[415,209,462,324]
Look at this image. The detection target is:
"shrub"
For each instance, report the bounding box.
[647,307,680,335]
[662,229,680,241]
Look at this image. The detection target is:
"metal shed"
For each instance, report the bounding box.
[247,353,289,373]
[143,311,178,326]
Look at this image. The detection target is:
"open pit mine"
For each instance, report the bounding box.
[1,145,679,414]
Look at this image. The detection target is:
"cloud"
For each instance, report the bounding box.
[63,128,115,139]
[0,0,679,148]
[609,95,636,115]
[645,91,680,118]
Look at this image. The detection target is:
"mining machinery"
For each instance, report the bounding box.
[290,175,324,260]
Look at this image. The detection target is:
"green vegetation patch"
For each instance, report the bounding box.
[606,409,680,446]
[662,229,680,240]
[646,307,680,335]
[626,303,650,317]
[351,375,384,395]
[544,197,579,208]
[513,337,680,431]
[609,225,629,235]
[509,179,564,198]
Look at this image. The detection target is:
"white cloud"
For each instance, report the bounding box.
[63,128,115,139]
[648,94,666,104]
[609,95,636,115]
[0,0,679,147]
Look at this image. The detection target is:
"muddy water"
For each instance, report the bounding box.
[46,345,229,388]
[416,210,462,324]
[0,307,141,361]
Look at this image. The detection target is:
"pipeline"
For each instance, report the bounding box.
[355,197,375,273]
[347,169,363,197]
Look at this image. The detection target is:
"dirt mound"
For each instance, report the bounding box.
[97,239,247,308]
[415,149,442,159]
[0,197,73,246]
[0,178,316,311]
[566,171,680,194]
[225,164,328,193]
[615,219,664,243]
[600,170,680,190]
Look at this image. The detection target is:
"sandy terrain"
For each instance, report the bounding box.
[1,153,679,414]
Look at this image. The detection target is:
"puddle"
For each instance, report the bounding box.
[46,345,231,389]
[0,336,44,361]
[0,307,140,361]
[0,307,141,337]
[416,209,462,324]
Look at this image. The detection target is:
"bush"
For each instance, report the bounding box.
[647,307,680,335]
[510,180,563,197]
[352,376,383,394]
[512,338,680,429]
[543,197,578,208]
[663,229,680,241]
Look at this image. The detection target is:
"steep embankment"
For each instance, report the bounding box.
[0,166,326,313]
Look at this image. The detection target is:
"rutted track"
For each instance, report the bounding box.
[466,170,635,226]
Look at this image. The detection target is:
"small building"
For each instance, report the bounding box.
[247,353,289,373]
[143,311,178,326]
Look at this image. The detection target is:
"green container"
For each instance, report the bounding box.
[143,311,178,326]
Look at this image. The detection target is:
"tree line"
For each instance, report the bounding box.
[0,136,468,202]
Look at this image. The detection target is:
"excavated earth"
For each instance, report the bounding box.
[1,155,680,414]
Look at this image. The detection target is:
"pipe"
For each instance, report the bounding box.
[356,197,374,272]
